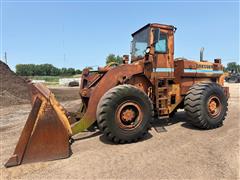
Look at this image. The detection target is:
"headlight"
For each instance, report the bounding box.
[145,47,150,54]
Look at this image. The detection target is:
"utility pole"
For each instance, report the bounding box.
[62,24,66,66]
[4,52,7,64]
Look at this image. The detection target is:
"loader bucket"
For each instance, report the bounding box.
[5,83,72,168]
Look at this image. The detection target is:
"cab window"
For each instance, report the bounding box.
[155,32,168,53]
[131,27,150,59]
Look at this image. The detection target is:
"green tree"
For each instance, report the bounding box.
[226,62,240,73]
[16,64,27,76]
[66,68,75,75]
[16,64,35,76]
[50,66,60,76]
[34,65,43,76]
[60,68,68,75]
[75,69,82,74]
[106,54,123,65]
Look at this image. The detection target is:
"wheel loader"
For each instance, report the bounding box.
[5,23,229,167]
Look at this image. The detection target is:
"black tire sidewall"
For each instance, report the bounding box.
[201,84,227,125]
[98,85,152,141]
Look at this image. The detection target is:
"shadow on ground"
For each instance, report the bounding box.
[72,111,204,143]
[99,132,153,145]
[151,111,204,131]
[73,131,102,142]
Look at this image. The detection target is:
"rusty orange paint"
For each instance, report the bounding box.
[5,83,72,167]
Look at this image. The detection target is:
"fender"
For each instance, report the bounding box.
[71,63,144,135]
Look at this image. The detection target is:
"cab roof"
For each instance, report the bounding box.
[131,23,176,37]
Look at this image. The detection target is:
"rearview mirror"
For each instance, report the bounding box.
[153,29,160,44]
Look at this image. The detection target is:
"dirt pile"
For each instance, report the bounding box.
[0,60,30,107]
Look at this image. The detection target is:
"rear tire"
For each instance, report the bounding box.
[97,85,153,143]
[184,82,228,129]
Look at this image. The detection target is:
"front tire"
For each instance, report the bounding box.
[184,82,228,129]
[97,85,153,143]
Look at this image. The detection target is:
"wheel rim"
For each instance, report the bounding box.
[116,101,143,130]
[207,96,222,118]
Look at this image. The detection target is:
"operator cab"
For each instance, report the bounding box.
[131,23,176,77]
[131,23,176,60]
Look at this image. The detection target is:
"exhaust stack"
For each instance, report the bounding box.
[200,47,204,62]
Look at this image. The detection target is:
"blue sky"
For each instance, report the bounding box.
[0,0,239,71]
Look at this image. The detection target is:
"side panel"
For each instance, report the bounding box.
[174,60,224,95]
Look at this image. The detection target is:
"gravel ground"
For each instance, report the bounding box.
[0,83,239,179]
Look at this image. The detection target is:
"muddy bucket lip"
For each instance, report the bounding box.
[5,155,19,168]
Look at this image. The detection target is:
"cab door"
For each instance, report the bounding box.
[152,28,174,78]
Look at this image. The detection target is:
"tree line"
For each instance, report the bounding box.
[225,62,240,73]
[16,64,82,76]
[15,54,123,76]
